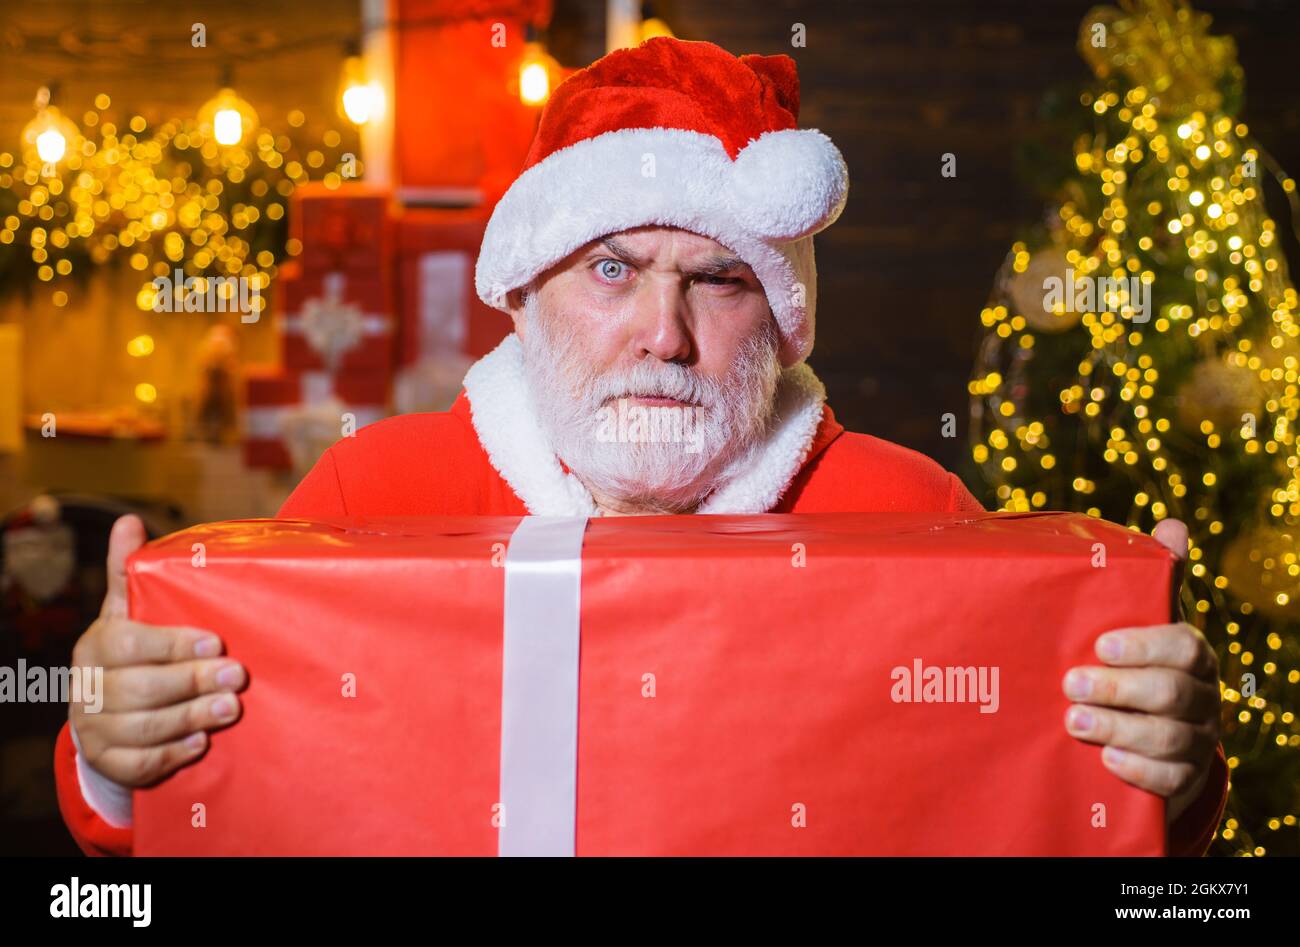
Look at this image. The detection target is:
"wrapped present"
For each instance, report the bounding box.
[242,367,389,471]
[290,183,394,273]
[131,511,1174,856]
[394,208,512,364]
[276,267,395,373]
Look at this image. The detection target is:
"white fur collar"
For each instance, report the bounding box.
[461,334,827,516]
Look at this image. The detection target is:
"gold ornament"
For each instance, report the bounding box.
[1009,247,1084,333]
[1219,527,1300,620]
[1173,357,1263,434]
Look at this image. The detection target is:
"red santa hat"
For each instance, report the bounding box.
[474,36,850,367]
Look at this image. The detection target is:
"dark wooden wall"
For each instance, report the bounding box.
[554,0,1300,476]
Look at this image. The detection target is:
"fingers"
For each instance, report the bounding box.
[1094,623,1219,680]
[1063,664,1219,722]
[91,732,211,788]
[81,691,242,752]
[99,658,246,713]
[1096,744,1202,801]
[102,515,147,619]
[1064,704,1217,762]
[77,619,223,670]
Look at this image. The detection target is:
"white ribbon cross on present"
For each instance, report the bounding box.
[300,272,365,372]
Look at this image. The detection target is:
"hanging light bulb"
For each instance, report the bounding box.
[198,79,258,147]
[213,108,243,145]
[338,48,384,126]
[21,86,81,172]
[519,25,559,107]
[36,127,67,163]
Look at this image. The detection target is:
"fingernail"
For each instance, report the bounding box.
[1097,634,1124,661]
[1102,746,1127,766]
[185,732,206,751]
[1067,706,1094,733]
[1064,669,1093,700]
[194,636,222,658]
[215,663,243,689]
[211,694,238,721]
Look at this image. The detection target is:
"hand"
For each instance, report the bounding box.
[1061,518,1222,823]
[68,514,247,787]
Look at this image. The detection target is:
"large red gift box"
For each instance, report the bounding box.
[131,512,1173,856]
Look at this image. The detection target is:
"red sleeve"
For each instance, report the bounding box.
[277,447,349,518]
[946,473,986,513]
[1166,742,1229,856]
[54,721,133,857]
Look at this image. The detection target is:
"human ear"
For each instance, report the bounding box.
[506,287,528,339]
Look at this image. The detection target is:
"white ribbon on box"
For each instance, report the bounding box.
[499,515,589,857]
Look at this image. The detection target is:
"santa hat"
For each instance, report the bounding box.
[474,36,849,367]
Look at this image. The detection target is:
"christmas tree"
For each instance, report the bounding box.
[970,0,1299,856]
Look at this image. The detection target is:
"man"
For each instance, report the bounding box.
[56,36,1228,857]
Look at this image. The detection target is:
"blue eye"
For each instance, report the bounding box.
[595,259,629,282]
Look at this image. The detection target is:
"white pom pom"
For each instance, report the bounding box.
[727,129,849,241]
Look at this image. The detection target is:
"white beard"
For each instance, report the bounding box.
[519,292,782,513]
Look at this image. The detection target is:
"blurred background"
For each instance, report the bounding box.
[0,0,1296,855]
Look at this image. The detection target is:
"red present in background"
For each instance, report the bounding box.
[131,511,1172,856]
[290,183,394,273]
[242,366,389,471]
[393,207,511,364]
[276,267,396,374]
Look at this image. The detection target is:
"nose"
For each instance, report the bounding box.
[629,280,693,363]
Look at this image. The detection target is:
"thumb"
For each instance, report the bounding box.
[1152,517,1190,561]
[102,514,147,619]
[1152,517,1189,622]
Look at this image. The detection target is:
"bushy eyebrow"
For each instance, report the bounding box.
[592,237,749,277]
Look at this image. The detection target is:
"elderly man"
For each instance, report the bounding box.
[57,36,1227,857]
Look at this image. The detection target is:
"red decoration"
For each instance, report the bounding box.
[393,0,553,196]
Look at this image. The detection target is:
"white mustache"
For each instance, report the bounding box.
[588,364,716,409]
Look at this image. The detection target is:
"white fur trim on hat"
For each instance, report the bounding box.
[475,127,848,366]
[461,333,828,515]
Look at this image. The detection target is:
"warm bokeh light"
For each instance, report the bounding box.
[338,55,384,125]
[213,109,243,146]
[127,334,155,357]
[21,102,80,169]
[519,41,558,106]
[35,128,66,163]
[198,87,258,147]
[520,61,549,105]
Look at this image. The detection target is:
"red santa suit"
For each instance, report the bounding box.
[54,35,1228,856]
